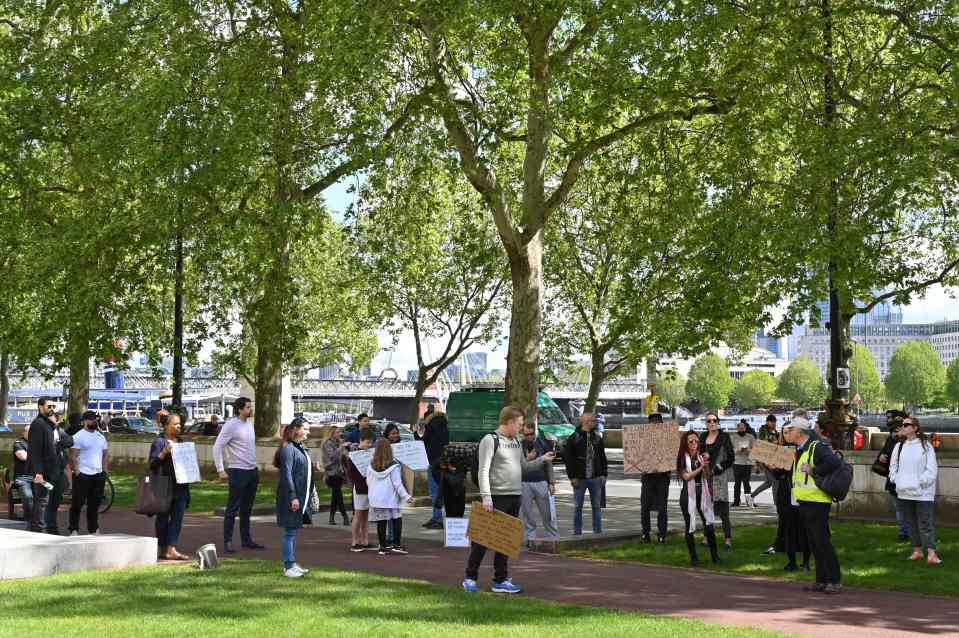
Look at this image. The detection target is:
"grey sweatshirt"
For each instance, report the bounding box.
[478,431,548,497]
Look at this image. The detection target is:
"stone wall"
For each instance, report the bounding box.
[837,450,959,525]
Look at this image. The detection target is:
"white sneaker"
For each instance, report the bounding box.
[283,567,304,578]
[745,494,753,508]
[69,531,79,537]
[92,529,101,535]
[292,563,309,574]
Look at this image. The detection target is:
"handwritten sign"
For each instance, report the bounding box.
[170,442,201,484]
[392,440,429,470]
[349,448,373,475]
[467,504,524,560]
[623,422,679,475]
[750,440,796,470]
[444,517,470,548]
[349,440,429,475]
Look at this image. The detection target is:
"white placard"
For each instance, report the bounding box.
[349,440,429,474]
[391,440,429,470]
[348,448,374,475]
[171,442,201,484]
[444,517,470,548]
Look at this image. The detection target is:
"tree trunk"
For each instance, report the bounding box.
[253,338,283,438]
[504,235,544,425]
[0,347,9,425]
[584,349,606,413]
[409,367,429,427]
[172,226,185,408]
[67,349,90,417]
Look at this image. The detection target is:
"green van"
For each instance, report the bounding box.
[444,387,576,445]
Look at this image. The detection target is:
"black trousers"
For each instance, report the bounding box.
[465,495,520,583]
[641,473,669,537]
[224,468,259,544]
[69,472,106,533]
[799,501,840,584]
[43,472,67,533]
[733,465,752,504]
[714,501,732,540]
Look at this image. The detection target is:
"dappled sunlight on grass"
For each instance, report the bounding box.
[0,561,796,638]
[567,521,958,597]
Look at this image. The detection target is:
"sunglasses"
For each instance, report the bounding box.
[706,418,718,423]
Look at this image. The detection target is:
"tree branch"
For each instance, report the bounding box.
[854,255,959,316]
[545,98,734,215]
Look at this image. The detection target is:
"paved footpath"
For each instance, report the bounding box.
[40,507,959,638]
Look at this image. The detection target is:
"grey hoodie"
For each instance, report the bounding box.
[478,430,548,497]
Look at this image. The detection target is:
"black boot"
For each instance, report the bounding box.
[341,511,351,525]
[705,525,721,564]
[329,511,337,525]
[641,533,652,544]
[685,533,700,567]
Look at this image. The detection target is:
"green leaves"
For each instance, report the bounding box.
[886,341,947,410]
[776,357,826,409]
[733,370,777,411]
[686,353,735,412]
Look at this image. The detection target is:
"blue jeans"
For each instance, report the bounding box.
[14,477,34,528]
[427,472,442,523]
[573,478,603,534]
[282,527,298,569]
[156,488,190,548]
[224,468,260,544]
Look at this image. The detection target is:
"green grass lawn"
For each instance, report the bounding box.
[108,473,345,514]
[565,520,958,598]
[0,560,796,638]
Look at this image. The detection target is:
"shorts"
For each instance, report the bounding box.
[352,494,369,511]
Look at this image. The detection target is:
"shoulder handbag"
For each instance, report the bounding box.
[135,472,173,515]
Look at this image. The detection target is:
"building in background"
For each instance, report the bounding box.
[797,319,959,381]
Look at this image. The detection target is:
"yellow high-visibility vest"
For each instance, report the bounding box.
[792,442,831,504]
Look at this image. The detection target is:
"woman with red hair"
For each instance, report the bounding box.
[677,430,721,567]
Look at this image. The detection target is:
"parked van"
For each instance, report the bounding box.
[445,387,576,445]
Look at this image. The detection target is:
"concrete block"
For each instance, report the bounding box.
[0,522,157,580]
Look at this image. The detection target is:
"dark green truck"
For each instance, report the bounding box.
[444,387,576,445]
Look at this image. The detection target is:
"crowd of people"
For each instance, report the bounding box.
[9,397,943,591]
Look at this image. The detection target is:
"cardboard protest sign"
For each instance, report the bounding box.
[623,422,680,475]
[444,517,470,548]
[170,442,201,484]
[401,465,415,497]
[467,504,524,560]
[391,440,429,470]
[750,440,796,470]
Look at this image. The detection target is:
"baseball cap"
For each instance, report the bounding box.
[82,410,98,421]
[785,417,812,431]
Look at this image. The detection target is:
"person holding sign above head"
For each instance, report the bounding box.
[274,418,319,578]
[149,413,191,560]
[463,406,555,594]
[367,439,413,555]
[677,430,721,566]
[641,413,671,544]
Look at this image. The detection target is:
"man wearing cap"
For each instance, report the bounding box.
[783,416,843,594]
[69,411,110,535]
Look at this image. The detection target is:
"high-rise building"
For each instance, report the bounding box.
[463,352,488,378]
[316,364,340,380]
[809,296,903,328]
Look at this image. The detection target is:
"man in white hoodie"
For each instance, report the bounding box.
[463,405,555,594]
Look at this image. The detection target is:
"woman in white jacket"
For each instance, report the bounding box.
[889,417,941,565]
[367,439,413,556]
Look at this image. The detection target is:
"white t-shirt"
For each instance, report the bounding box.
[72,429,108,475]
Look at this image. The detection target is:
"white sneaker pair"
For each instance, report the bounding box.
[283,563,310,578]
[745,494,754,508]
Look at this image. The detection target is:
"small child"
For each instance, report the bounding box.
[366,439,412,555]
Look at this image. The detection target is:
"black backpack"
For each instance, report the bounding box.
[470,432,500,487]
[809,441,854,502]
